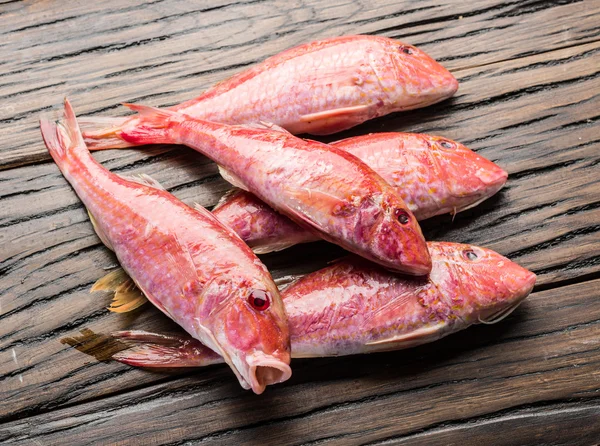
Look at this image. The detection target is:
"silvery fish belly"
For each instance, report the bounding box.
[212,133,508,253]
[106,242,536,367]
[82,35,458,148]
[40,100,291,395]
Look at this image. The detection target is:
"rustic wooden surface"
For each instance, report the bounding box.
[1,0,599,444]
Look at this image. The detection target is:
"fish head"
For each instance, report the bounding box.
[359,193,432,275]
[196,277,291,394]
[426,136,508,213]
[429,242,536,324]
[384,39,459,108]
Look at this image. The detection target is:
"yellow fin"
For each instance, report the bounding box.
[365,323,446,346]
[91,268,148,313]
[300,105,370,123]
[87,209,114,250]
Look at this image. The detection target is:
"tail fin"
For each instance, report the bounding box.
[81,103,182,150]
[39,98,86,168]
[111,330,224,368]
[79,115,134,150]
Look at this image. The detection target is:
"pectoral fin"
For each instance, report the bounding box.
[300,105,370,123]
[285,187,356,218]
[365,323,446,347]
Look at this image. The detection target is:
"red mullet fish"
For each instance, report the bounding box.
[89,105,432,275]
[212,132,508,253]
[40,100,291,394]
[81,35,458,147]
[96,242,535,368]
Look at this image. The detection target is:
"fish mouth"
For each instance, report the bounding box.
[452,170,508,214]
[478,271,536,324]
[246,351,292,395]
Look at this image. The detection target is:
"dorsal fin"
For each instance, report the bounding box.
[122,173,166,190]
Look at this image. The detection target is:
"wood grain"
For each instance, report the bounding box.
[1,17,599,424]
[1,0,600,444]
[395,399,600,446]
[1,279,599,445]
[0,0,598,169]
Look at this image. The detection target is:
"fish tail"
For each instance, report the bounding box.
[82,103,182,150]
[79,115,135,150]
[39,98,87,169]
[111,330,224,368]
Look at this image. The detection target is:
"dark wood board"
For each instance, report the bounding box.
[1,279,600,445]
[1,0,599,444]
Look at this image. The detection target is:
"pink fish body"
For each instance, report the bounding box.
[110,107,432,275]
[40,100,291,394]
[82,35,458,148]
[213,133,508,253]
[110,242,536,367]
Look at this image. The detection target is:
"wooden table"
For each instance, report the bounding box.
[1,1,599,444]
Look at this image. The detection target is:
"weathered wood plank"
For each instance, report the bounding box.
[1,278,599,445]
[1,39,599,422]
[392,399,600,446]
[0,0,598,168]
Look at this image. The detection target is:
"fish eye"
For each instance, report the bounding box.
[439,140,455,149]
[395,209,410,224]
[463,249,478,261]
[399,45,413,55]
[248,290,270,311]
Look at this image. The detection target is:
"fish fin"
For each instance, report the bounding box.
[285,187,356,218]
[142,237,200,321]
[273,274,302,289]
[101,103,182,146]
[212,187,244,212]
[122,103,179,121]
[91,268,148,313]
[192,202,207,214]
[300,105,371,123]
[122,173,166,190]
[87,208,114,251]
[240,121,291,134]
[60,328,132,362]
[91,268,130,292]
[111,330,223,368]
[251,241,300,255]
[79,115,134,150]
[251,235,316,254]
[40,98,86,168]
[365,323,446,347]
[193,201,246,243]
[217,165,249,191]
[107,283,148,313]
